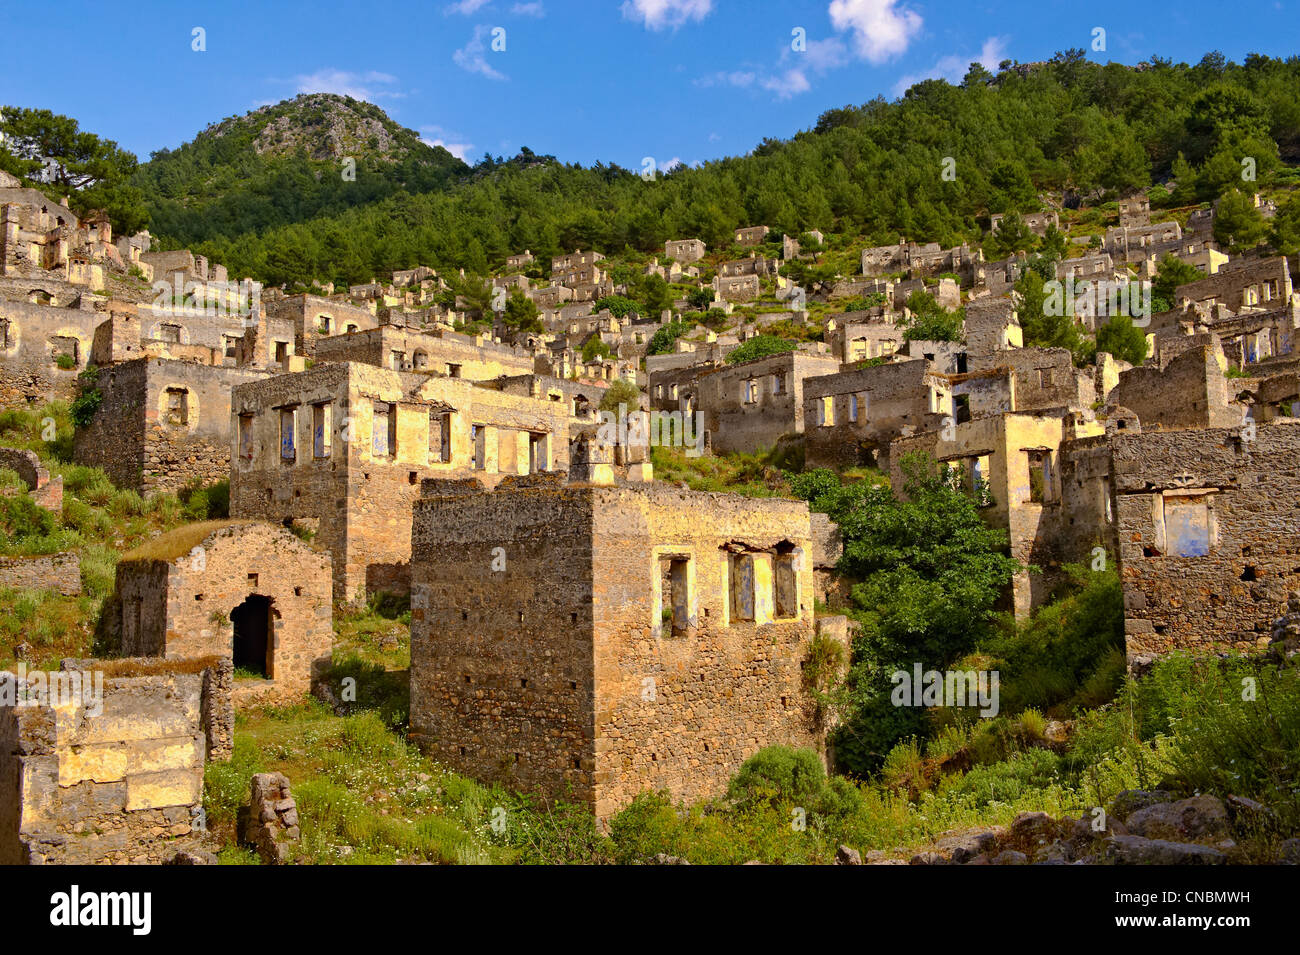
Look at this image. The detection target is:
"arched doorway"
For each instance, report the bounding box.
[231,594,273,677]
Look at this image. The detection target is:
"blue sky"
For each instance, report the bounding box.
[0,0,1294,170]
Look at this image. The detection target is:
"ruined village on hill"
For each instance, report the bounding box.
[0,155,1298,867]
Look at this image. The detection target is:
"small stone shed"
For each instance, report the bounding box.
[113,520,332,703]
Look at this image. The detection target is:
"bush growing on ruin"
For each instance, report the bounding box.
[724,334,798,365]
[599,378,640,412]
[1095,314,1149,366]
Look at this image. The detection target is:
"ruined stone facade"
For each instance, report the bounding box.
[651,351,839,455]
[0,657,231,864]
[408,478,826,820]
[113,521,332,704]
[230,361,572,600]
[1113,422,1300,661]
[74,356,269,494]
[803,359,951,470]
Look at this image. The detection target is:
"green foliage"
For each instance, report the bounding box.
[646,321,690,356]
[901,290,963,342]
[592,295,640,318]
[724,334,799,365]
[830,454,1023,775]
[580,336,612,363]
[977,564,1125,717]
[1213,188,1269,252]
[178,479,230,521]
[0,106,148,235]
[599,377,640,412]
[131,94,467,258]
[1270,191,1300,257]
[1095,314,1149,365]
[502,291,541,333]
[1151,253,1205,313]
[838,292,887,312]
[125,56,1300,289]
[68,367,102,429]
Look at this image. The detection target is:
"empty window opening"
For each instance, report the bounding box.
[164,387,189,427]
[279,407,297,462]
[659,556,691,635]
[1026,450,1052,504]
[774,546,798,619]
[313,402,331,458]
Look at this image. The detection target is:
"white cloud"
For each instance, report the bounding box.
[707,131,721,142]
[293,69,405,102]
[453,26,508,80]
[511,1,544,15]
[420,125,474,161]
[891,35,1007,96]
[828,0,923,64]
[694,70,756,89]
[761,68,812,100]
[621,0,712,31]
[444,0,491,14]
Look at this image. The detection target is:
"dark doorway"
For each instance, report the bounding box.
[232,594,272,677]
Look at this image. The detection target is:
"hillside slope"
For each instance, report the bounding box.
[133,93,470,246]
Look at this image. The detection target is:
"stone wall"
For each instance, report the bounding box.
[1175,256,1291,310]
[0,656,230,864]
[0,297,100,404]
[409,480,822,820]
[690,352,840,454]
[1107,342,1241,432]
[1113,421,1300,662]
[74,357,268,493]
[0,553,80,595]
[114,522,332,703]
[803,359,948,470]
[230,362,573,601]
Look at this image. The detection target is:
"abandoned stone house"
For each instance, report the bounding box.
[825,312,899,363]
[408,477,832,820]
[733,225,771,247]
[1118,194,1151,228]
[963,298,1024,357]
[1112,421,1300,662]
[505,250,535,270]
[263,293,379,357]
[0,293,101,403]
[1174,255,1293,311]
[0,656,232,864]
[990,210,1060,236]
[485,372,607,421]
[1056,252,1120,283]
[229,361,573,601]
[650,350,839,455]
[314,323,534,381]
[861,240,981,284]
[803,359,952,470]
[969,346,1097,413]
[74,356,269,494]
[718,255,778,278]
[715,273,761,302]
[890,407,1108,615]
[527,284,574,309]
[1103,220,1183,263]
[1106,340,1244,432]
[664,238,706,263]
[113,521,332,704]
